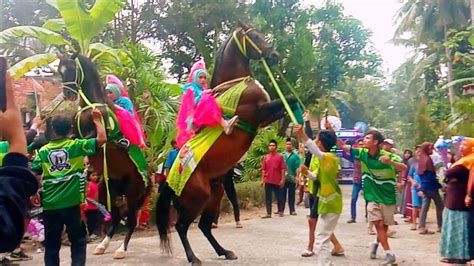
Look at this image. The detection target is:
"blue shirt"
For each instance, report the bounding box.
[164,149,179,169]
[419,170,441,192]
[408,165,421,192]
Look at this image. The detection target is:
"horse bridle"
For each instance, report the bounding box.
[232,28,266,58]
[61,57,85,96]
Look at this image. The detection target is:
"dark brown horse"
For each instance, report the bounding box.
[156,23,297,265]
[58,54,149,259]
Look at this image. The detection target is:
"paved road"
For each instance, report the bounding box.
[24,185,443,265]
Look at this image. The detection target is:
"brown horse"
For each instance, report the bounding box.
[58,54,149,259]
[156,23,297,265]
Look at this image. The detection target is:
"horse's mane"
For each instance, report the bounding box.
[210,33,233,88]
[75,54,106,102]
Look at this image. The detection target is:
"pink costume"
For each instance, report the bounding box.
[176,60,223,148]
[105,75,147,149]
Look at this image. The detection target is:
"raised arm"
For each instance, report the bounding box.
[0,72,26,155]
[91,109,107,146]
[294,125,323,159]
[304,112,314,139]
[324,120,350,154]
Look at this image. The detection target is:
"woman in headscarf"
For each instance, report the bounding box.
[176,60,238,148]
[104,75,146,148]
[440,137,474,264]
[105,83,134,115]
[417,142,443,234]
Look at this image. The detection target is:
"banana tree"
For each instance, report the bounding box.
[0,0,126,80]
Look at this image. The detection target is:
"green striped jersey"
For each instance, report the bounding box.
[352,148,401,205]
[0,141,9,167]
[32,138,97,210]
[311,153,342,214]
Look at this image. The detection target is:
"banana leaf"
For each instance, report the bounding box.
[0,26,68,46]
[56,0,126,53]
[42,19,66,32]
[9,53,58,80]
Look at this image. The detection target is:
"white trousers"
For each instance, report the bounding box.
[315,213,340,266]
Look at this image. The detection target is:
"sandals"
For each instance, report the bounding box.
[235,222,243,228]
[418,228,435,235]
[331,250,345,256]
[439,258,467,264]
[301,250,315,257]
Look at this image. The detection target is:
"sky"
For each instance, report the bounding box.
[306,0,412,76]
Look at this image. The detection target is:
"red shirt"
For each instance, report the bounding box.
[262,153,286,185]
[86,182,99,210]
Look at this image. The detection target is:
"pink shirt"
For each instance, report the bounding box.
[86,182,99,210]
[262,153,286,185]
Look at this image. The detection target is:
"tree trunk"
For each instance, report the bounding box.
[444,24,455,115]
[471,0,474,26]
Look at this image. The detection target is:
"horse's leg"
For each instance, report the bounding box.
[176,173,212,265]
[198,182,237,260]
[258,96,298,127]
[176,216,201,265]
[113,209,137,259]
[114,171,148,259]
[94,208,120,255]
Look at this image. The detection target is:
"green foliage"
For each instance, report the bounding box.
[0,26,68,46]
[449,98,474,136]
[250,1,381,132]
[415,101,438,145]
[9,53,58,80]
[221,181,264,213]
[0,0,126,79]
[149,0,248,80]
[241,127,285,182]
[55,0,126,53]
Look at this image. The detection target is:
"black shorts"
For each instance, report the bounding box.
[308,195,319,219]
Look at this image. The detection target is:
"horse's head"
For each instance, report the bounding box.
[58,53,81,101]
[235,22,279,65]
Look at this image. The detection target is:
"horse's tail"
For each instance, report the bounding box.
[155,183,174,255]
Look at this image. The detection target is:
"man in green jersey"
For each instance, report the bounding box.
[336,129,406,265]
[32,112,106,266]
[0,140,8,166]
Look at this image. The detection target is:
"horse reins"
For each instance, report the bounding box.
[232,28,263,58]
[232,27,301,125]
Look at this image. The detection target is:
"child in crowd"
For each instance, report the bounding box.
[408,147,422,230]
[85,170,101,239]
[28,192,45,254]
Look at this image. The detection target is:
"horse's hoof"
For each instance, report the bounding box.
[225,251,238,260]
[191,259,202,266]
[114,250,126,259]
[93,247,106,255]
